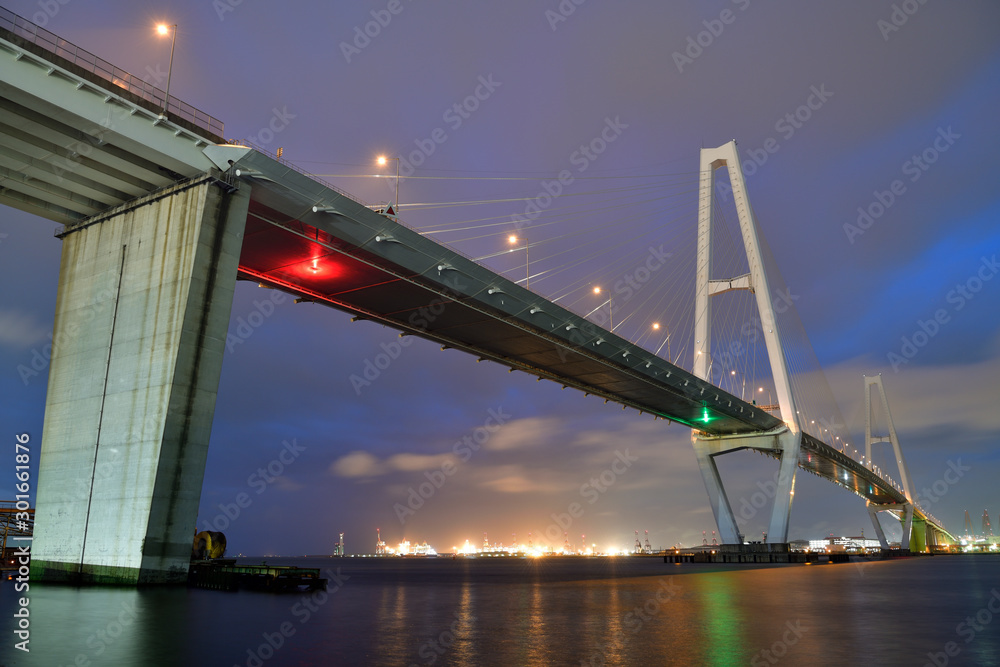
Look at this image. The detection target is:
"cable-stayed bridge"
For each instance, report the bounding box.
[0,8,951,584]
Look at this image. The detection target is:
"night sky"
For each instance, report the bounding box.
[1,1,998,556]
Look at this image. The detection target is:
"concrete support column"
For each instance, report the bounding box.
[909,514,927,553]
[867,505,890,550]
[766,430,801,544]
[31,174,249,584]
[900,503,914,554]
[692,439,741,544]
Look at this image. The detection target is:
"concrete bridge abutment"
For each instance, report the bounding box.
[31,174,249,584]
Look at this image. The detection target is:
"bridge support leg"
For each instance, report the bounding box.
[692,441,741,544]
[909,513,927,553]
[766,431,801,544]
[31,176,249,585]
[693,428,796,545]
[867,505,890,550]
[899,503,914,554]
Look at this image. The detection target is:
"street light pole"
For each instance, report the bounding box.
[758,386,773,408]
[508,235,529,289]
[156,24,177,115]
[377,156,400,211]
[592,286,612,330]
[653,322,670,361]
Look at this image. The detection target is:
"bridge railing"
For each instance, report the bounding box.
[0,6,224,138]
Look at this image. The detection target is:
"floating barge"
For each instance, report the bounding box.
[189,559,327,592]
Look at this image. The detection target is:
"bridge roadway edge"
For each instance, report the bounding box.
[0,21,225,146]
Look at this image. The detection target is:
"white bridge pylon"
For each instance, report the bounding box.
[863,374,929,552]
[692,140,802,545]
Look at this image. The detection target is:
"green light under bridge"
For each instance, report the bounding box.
[700,405,716,424]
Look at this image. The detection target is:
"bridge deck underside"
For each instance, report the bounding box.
[798,437,948,538]
[235,189,781,438]
[798,434,906,505]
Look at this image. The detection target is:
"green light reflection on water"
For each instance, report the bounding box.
[696,573,744,666]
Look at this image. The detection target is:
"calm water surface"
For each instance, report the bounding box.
[2,554,999,666]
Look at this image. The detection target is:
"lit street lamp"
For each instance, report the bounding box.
[508,234,529,289]
[758,386,774,409]
[591,286,612,330]
[653,322,671,362]
[376,155,400,211]
[155,23,177,115]
[731,369,748,400]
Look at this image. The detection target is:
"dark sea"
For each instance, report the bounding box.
[2,554,999,666]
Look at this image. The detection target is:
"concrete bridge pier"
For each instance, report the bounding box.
[692,438,742,545]
[909,514,928,552]
[693,427,800,546]
[30,174,249,584]
[868,502,931,553]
